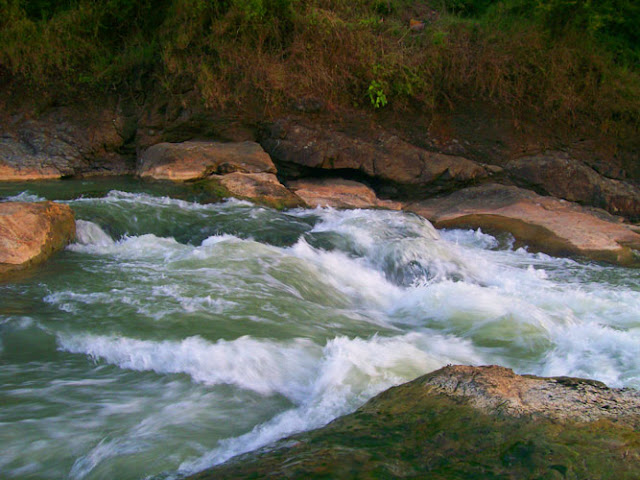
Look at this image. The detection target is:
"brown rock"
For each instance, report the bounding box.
[0,202,76,278]
[506,152,640,220]
[137,141,276,181]
[0,108,132,180]
[287,178,401,210]
[261,120,488,192]
[213,173,303,209]
[406,184,640,265]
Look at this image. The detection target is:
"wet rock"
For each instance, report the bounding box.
[287,178,401,210]
[188,365,640,480]
[0,108,132,180]
[261,119,488,193]
[212,173,303,209]
[506,152,640,220]
[407,184,640,265]
[0,201,75,278]
[137,141,276,181]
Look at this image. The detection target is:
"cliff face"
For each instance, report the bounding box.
[188,365,640,479]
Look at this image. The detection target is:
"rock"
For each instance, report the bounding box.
[406,184,640,265]
[420,365,640,422]
[0,201,76,278]
[506,152,640,220]
[137,141,276,181]
[188,365,640,480]
[261,120,488,194]
[212,173,303,209]
[287,178,401,210]
[0,108,132,180]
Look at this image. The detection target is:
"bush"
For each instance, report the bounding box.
[0,0,638,140]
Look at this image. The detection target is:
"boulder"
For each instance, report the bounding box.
[212,173,303,210]
[506,152,640,220]
[0,108,132,180]
[287,178,401,210]
[137,141,276,181]
[406,184,640,265]
[0,202,76,278]
[261,120,489,193]
[188,365,640,480]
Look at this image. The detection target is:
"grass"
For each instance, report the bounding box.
[1,0,639,141]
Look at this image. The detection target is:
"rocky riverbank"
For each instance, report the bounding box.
[2,105,640,267]
[188,365,640,479]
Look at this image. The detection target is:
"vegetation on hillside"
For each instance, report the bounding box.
[1,0,639,137]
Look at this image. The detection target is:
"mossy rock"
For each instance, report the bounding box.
[188,366,640,479]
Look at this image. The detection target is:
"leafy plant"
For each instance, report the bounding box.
[367,79,388,108]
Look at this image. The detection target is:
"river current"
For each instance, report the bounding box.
[1,179,639,479]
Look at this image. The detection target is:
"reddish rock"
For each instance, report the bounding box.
[0,202,76,278]
[287,178,401,210]
[407,184,640,265]
[137,141,276,181]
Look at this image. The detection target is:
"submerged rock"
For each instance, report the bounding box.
[137,141,276,181]
[0,201,75,278]
[188,365,640,479]
[287,178,401,210]
[407,184,640,266]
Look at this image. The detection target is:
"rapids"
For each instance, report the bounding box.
[1,180,639,479]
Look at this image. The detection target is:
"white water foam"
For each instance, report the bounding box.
[70,190,252,211]
[56,330,482,477]
[12,198,639,480]
[73,220,115,247]
[177,332,482,474]
[2,191,47,202]
[542,321,640,388]
[57,334,320,401]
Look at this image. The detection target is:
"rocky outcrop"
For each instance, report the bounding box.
[212,172,304,209]
[261,119,490,194]
[188,365,640,480]
[136,141,302,208]
[0,201,76,278]
[0,108,132,180]
[137,141,276,181]
[407,184,640,265]
[506,152,640,220]
[287,178,401,210]
[420,365,640,422]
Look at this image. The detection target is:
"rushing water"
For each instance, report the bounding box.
[1,179,639,479]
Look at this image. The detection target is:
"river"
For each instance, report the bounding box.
[1,179,639,479]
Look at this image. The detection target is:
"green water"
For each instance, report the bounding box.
[1,179,639,479]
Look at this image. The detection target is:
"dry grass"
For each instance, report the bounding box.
[1,0,639,140]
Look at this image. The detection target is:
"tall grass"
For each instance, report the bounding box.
[0,0,638,138]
